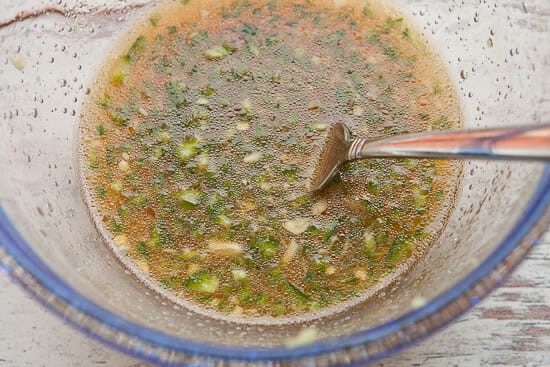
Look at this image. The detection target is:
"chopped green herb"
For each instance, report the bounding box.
[166,81,189,109]
[96,124,107,136]
[149,14,160,26]
[95,186,107,198]
[402,27,411,40]
[323,221,338,243]
[111,217,124,234]
[433,116,452,130]
[97,95,111,109]
[286,280,311,306]
[242,23,258,36]
[136,241,150,258]
[125,36,147,63]
[383,17,403,32]
[110,108,132,126]
[323,30,345,43]
[386,235,414,262]
[282,164,300,179]
[383,45,399,60]
[130,194,149,208]
[376,231,389,245]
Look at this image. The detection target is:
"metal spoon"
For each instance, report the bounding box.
[311,123,550,191]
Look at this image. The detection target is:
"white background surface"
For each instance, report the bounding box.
[1,234,548,366]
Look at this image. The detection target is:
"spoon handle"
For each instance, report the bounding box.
[349,125,550,161]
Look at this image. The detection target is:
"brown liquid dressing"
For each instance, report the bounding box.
[78,0,462,323]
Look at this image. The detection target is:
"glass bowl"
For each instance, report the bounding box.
[0,0,549,365]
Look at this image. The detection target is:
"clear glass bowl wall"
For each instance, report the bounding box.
[0,0,548,366]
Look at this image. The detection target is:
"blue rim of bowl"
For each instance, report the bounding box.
[1,164,549,364]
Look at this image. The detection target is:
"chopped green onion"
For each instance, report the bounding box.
[184,270,219,293]
[251,236,280,258]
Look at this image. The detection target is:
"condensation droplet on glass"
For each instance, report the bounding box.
[31,108,38,118]
[419,10,425,16]
[460,70,468,79]
[487,38,493,48]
